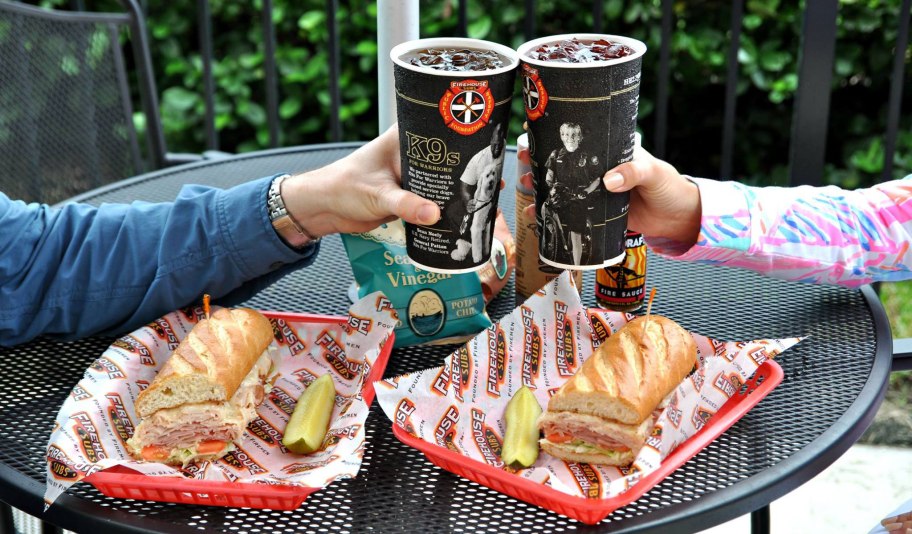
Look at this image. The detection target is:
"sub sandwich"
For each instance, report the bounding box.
[538,315,697,466]
[127,307,275,466]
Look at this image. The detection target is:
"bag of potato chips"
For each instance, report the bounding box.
[342,211,514,348]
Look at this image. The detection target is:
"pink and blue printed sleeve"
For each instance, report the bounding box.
[646,176,912,287]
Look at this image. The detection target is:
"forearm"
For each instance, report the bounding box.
[0,176,316,346]
[648,177,912,287]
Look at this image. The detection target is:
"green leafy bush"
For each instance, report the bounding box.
[39,0,912,188]
[28,0,909,442]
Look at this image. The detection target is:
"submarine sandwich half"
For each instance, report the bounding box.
[127,307,275,466]
[538,315,697,466]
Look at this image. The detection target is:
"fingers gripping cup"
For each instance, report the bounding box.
[517,34,646,270]
[391,38,519,273]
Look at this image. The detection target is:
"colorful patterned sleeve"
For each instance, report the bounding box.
[646,176,912,287]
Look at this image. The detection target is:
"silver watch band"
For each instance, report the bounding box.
[267,174,319,249]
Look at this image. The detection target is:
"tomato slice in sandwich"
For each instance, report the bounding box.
[141,445,170,461]
[196,440,227,454]
[545,432,573,443]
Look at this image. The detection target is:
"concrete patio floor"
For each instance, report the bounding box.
[699,443,912,534]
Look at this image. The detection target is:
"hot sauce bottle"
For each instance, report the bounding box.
[595,230,646,311]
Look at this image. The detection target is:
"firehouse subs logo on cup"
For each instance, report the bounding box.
[517,34,646,271]
[391,37,519,274]
[43,292,396,508]
[375,272,803,504]
[521,64,549,121]
[439,80,495,135]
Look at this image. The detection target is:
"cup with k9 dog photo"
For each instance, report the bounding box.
[517,34,646,270]
[391,38,518,273]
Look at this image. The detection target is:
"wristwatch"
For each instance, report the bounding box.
[267,174,319,249]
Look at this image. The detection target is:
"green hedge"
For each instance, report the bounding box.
[26,0,912,341]
[44,0,912,187]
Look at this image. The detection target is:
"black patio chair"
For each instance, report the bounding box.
[0,2,191,531]
[0,0,195,206]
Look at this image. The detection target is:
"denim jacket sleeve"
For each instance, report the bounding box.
[0,174,318,346]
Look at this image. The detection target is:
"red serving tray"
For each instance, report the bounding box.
[85,311,394,510]
[393,359,784,525]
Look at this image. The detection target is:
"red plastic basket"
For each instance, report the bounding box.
[85,311,395,510]
[393,359,784,525]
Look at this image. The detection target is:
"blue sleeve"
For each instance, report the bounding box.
[0,174,319,346]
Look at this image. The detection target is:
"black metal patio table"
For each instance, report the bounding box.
[0,144,893,533]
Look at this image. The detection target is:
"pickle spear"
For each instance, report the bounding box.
[282,374,336,454]
[501,386,542,468]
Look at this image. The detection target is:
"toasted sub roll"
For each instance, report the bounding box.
[539,315,697,466]
[135,307,274,418]
[128,307,275,465]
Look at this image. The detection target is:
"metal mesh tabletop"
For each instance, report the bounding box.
[0,145,892,533]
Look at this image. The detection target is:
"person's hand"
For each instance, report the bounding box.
[881,510,912,533]
[602,145,702,246]
[466,199,477,213]
[281,124,440,237]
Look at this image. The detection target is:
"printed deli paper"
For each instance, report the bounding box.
[44,293,396,508]
[376,272,802,500]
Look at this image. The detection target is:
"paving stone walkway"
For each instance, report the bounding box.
[700,443,912,534]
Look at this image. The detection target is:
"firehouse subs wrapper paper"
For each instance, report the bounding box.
[44,293,397,508]
[376,272,802,503]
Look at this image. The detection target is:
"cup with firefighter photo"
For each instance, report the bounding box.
[43,293,397,509]
[375,273,803,523]
[391,37,519,273]
[517,34,646,271]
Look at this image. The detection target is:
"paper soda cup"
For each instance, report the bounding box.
[391,38,519,273]
[517,34,646,270]
[513,133,583,303]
